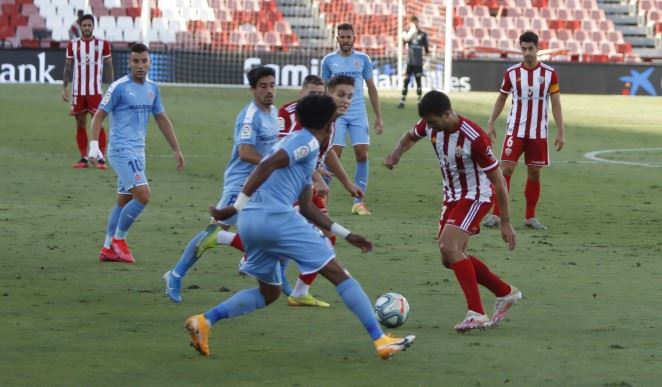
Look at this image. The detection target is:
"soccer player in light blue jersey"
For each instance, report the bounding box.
[184,95,415,360]
[87,43,184,263]
[162,67,280,303]
[321,22,384,216]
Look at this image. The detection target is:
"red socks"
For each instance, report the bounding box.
[231,234,244,252]
[468,256,511,297]
[99,127,107,155]
[451,259,484,314]
[76,128,88,157]
[76,127,107,158]
[525,179,540,219]
[298,272,318,285]
[492,175,511,217]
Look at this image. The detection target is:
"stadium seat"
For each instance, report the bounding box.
[590,30,605,42]
[105,28,123,41]
[489,27,503,39]
[123,28,140,42]
[99,15,116,30]
[116,16,134,31]
[582,41,597,54]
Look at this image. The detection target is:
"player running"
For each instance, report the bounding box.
[185,94,415,360]
[385,90,521,332]
[163,66,279,303]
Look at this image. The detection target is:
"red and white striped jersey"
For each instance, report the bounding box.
[410,116,499,203]
[278,100,301,139]
[66,38,111,97]
[499,62,560,139]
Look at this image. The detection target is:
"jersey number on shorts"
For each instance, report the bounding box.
[128,159,144,173]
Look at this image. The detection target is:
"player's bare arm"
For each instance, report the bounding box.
[61,58,72,102]
[312,170,330,198]
[299,186,373,253]
[365,78,384,135]
[154,112,185,171]
[325,149,363,198]
[550,92,565,151]
[384,131,420,169]
[486,167,516,250]
[103,57,114,85]
[238,144,263,164]
[487,93,508,143]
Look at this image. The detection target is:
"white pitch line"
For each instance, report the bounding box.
[584,148,662,168]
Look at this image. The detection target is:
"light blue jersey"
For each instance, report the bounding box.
[321,50,373,120]
[238,129,334,284]
[223,101,280,191]
[245,129,320,212]
[99,75,164,152]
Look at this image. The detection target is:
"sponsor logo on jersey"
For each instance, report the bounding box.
[455,145,464,158]
[101,90,111,105]
[240,124,252,139]
[307,138,320,151]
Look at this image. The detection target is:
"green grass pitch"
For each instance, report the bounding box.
[1,84,661,386]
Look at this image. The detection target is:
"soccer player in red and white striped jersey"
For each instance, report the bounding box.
[385,91,520,332]
[484,31,566,230]
[61,14,113,169]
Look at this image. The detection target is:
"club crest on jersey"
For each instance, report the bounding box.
[294,145,310,160]
[455,145,464,158]
[148,91,154,99]
[353,60,361,69]
[240,124,252,139]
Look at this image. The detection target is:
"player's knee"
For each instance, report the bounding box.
[527,167,541,180]
[439,244,459,268]
[261,285,281,305]
[354,148,368,162]
[501,164,515,176]
[133,188,151,205]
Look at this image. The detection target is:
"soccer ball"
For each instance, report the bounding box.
[374,292,410,328]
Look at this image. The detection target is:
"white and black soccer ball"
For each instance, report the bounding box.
[374,292,410,328]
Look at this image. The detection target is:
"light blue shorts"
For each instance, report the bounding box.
[237,209,335,285]
[332,114,370,147]
[215,186,241,226]
[108,148,147,194]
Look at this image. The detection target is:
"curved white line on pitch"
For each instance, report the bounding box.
[584,148,662,168]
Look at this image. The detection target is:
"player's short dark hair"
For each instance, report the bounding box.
[302,74,324,87]
[296,95,337,130]
[247,66,276,88]
[411,16,419,22]
[79,14,95,24]
[519,31,539,46]
[130,43,149,53]
[337,23,354,33]
[327,75,355,90]
[418,90,452,118]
